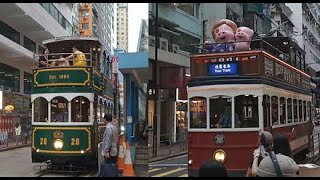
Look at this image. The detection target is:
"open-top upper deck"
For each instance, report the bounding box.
[189,37,311,95]
[32,36,113,98]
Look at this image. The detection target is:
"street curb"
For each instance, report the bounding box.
[148,151,188,163]
[0,143,30,152]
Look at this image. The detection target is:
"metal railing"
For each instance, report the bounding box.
[33,52,93,69]
[310,130,320,162]
[149,131,188,159]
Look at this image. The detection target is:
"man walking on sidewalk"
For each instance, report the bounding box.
[100,114,119,177]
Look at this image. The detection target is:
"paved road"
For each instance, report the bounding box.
[148,154,188,177]
[0,146,97,177]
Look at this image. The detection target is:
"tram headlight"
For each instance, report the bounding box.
[213,149,226,163]
[53,139,64,150]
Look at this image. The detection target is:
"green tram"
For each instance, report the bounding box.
[31,36,115,171]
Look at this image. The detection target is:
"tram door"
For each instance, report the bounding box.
[263,95,271,130]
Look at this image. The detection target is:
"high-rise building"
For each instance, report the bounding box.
[117,3,128,51]
[137,19,148,52]
[0,3,73,136]
[286,3,320,74]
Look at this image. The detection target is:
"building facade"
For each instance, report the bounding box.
[0,3,73,138]
[117,3,129,52]
[148,3,202,156]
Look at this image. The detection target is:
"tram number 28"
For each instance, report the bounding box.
[71,138,80,146]
[40,138,47,145]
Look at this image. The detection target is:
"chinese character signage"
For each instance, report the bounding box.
[208,63,238,76]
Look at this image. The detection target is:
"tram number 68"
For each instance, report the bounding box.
[40,138,48,145]
[71,138,80,146]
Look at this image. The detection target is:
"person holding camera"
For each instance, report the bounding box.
[246,130,273,177]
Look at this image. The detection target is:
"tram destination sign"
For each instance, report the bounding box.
[33,68,91,88]
[208,62,238,76]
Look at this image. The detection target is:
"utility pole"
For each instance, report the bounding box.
[153,3,159,157]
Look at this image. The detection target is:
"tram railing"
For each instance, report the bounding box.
[32,52,93,69]
[190,38,302,68]
[149,131,188,159]
[310,130,320,162]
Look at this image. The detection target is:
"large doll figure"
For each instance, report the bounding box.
[204,19,237,53]
[234,26,254,51]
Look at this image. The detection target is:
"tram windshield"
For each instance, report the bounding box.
[33,96,90,123]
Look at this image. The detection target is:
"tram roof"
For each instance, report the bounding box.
[42,36,101,53]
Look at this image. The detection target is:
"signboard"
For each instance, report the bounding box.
[208,63,238,76]
[33,68,90,88]
[112,56,119,74]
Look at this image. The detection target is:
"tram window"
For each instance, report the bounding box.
[299,100,303,122]
[189,97,207,129]
[303,101,307,122]
[287,98,293,123]
[235,95,258,128]
[33,97,48,122]
[71,96,90,122]
[51,97,68,122]
[101,104,105,122]
[263,95,271,127]
[293,99,298,123]
[271,96,279,125]
[97,105,101,122]
[209,96,231,129]
[280,97,286,124]
[307,102,311,121]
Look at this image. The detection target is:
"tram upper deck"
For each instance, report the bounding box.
[32,36,112,96]
[189,37,311,95]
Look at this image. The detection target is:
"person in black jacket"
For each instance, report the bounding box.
[33,48,50,67]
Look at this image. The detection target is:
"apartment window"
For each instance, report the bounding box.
[0,20,20,44]
[39,3,72,34]
[24,72,32,94]
[0,62,20,92]
[82,23,89,29]
[24,36,36,52]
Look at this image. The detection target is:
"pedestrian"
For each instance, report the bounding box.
[256,154,299,177]
[14,122,21,145]
[273,134,292,157]
[246,130,273,177]
[100,114,118,177]
[199,160,228,177]
[65,45,87,66]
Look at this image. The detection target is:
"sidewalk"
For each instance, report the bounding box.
[0,138,31,152]
[149,143,188,163]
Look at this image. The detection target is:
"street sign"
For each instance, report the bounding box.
[112,56,119,74]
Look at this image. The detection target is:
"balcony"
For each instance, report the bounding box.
[148,35,190,67]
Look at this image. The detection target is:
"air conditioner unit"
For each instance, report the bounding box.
[236,17,243,22]
[159,37,168,51]
[84,12,89,18]
[172,44,179,53]
[227,10,233,16]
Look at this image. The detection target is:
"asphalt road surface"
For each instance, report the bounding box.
[148,154,188,177]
